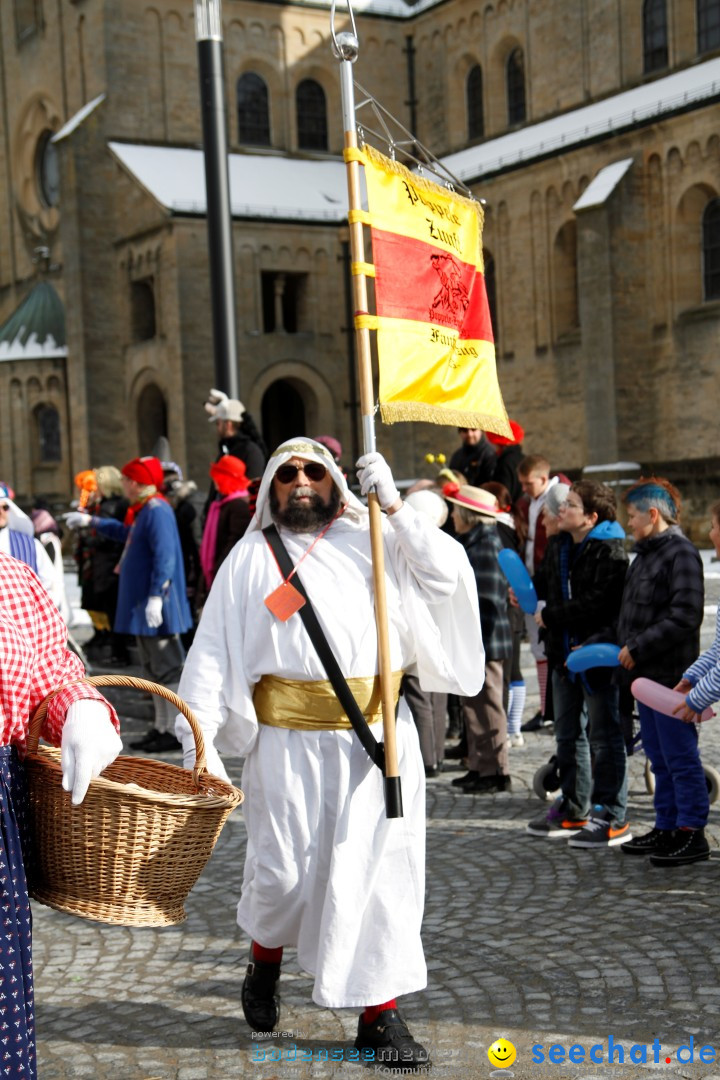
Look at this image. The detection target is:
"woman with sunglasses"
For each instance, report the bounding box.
[176,437,483,1070]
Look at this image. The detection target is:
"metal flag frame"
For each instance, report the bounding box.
[329,0,485,819]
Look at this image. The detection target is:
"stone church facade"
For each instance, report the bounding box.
[1,0,719,534]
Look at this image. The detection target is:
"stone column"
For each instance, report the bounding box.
[575,203,618,466]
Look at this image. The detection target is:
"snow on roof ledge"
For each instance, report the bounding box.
[582,462,642,472]
[52,94,106,143]
[442,57,720,182]
[0,332,68,362]
[574,158,633,210]
[108,142,350,222]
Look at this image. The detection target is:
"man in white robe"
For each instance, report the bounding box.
[176,438,483,1068]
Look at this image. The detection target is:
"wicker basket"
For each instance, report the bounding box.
[24,675,243,927]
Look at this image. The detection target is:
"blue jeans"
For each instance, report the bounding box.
[552,670,628,824]
[638,702,709,829]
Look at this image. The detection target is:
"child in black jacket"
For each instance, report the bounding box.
[527,481,630,847]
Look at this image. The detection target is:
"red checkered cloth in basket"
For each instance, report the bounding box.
[0,551,119,752]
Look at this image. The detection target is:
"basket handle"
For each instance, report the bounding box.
[27,675,209,786]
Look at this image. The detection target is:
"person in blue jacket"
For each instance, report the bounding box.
[66,456,192,752]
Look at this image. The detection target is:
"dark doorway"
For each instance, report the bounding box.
[137,384,168,455]
[262,379,306,451]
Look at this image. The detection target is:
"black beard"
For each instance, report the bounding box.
[270,484,340,532]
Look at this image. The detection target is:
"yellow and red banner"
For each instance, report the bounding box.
[354,144,510,435]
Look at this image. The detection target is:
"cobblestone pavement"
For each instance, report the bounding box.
[32,567,720,1078]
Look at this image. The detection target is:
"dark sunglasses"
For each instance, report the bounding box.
[275,462,327,484]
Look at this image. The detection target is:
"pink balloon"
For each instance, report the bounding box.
[631,677,714,723]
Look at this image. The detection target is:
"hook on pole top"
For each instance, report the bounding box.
[330,0,359,60]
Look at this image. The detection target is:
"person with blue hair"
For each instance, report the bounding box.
[615,477,707,866]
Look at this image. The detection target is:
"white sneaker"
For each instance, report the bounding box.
[508,733,525,748]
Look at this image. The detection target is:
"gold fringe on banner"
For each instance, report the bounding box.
[379,401,512,434]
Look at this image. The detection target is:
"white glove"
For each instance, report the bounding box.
[181,731,231,784]
[204,388,228,417]
[63,511,92,529]
[145,596,163,629]
[356,452,401,511]
[61,701,123,805]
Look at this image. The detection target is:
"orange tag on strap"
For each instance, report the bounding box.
[264,581,306,622]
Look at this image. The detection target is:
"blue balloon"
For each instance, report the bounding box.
[497,549,538,614]
[566,643,621,673]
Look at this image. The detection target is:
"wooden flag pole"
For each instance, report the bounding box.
[334,30,402,818]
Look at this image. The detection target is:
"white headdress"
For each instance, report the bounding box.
[248,437,366,533]
[0,493,33,537]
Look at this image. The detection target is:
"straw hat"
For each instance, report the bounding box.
[442,482,500,519]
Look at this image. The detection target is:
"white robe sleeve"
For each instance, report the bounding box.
[176,545,259,758]
[384,503,485,697]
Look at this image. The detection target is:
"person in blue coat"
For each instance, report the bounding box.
[66,456,192,752]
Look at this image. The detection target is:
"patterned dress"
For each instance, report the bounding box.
[0,553,119,1078]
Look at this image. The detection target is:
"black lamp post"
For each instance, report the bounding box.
[195,0,240,398]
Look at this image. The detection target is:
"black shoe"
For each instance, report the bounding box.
[354,1008,430,1069]
[521,710,544,732]
[649,827,710,867]
[621,827,674,856]
[460,774,512,794]
[424,764,442,778]
[451,770,478,788]
[241,959,281,1032]
[444,741,467,760]
[135,731,181,753]
[129,728,161,749]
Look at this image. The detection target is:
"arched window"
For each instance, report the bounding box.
[467,65,484,141]
[702,197,720,300]
[643,0,668,72]
[237,72,270,146]
[697,0,720,52]
[35,404,61,462]
[296,79,328,151]
[506,47,526,126]
[130,279,156,341]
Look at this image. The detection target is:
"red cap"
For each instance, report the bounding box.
[486,420,525,447]
[121,456,164,488]
[210,455,248,491]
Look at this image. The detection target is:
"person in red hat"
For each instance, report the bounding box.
[65,456,193,752]
[485,419,525,503]
[198,455,251,602]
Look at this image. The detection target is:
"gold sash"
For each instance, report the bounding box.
[253,672,404,731]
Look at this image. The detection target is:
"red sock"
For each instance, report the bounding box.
[363,999,397,1024]
[252,941,284,964]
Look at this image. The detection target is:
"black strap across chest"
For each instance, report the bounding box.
[263,524,385,772]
